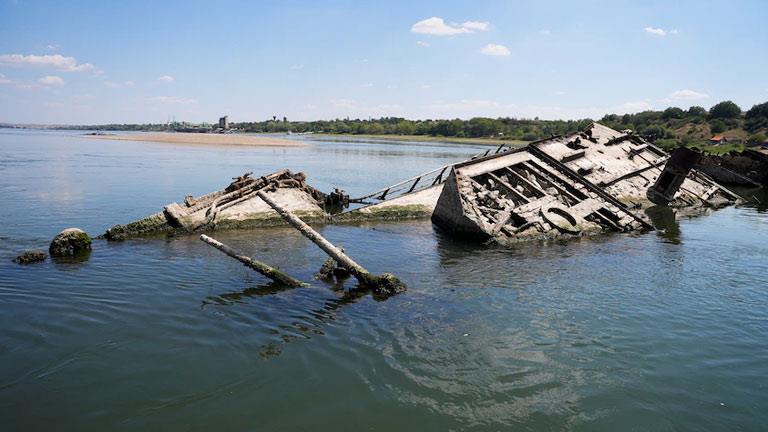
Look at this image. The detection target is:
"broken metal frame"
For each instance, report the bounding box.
[349,143,513,205]
[528,145,654,229]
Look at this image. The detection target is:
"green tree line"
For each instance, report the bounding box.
[63,100,768,146]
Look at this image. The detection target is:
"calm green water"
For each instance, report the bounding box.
[1,129,767,431]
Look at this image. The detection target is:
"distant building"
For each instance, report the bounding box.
[709,135,742,145]
[218,116,229,130]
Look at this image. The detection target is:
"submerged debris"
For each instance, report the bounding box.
[698,149,768,187]
[13,250,47,264]
[431,123,738,244]
[49,228,92,257]
[315,255,350,281]
[104,170,328,240]
[200,234,306,287]
[256,189,406,298]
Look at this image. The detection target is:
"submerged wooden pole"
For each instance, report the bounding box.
[200,234,306,287]
[255,190,406,297]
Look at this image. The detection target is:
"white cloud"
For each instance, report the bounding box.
[614,100,652,113]
[0,73,10,84]
[669,89,709,100]
[658,89,709,104]
[643,27,680,37]
[539,29,551,36]
[461,21,489,31]
[157,75,175,82]
[38,75,64,86]
[0,54,94,72]
[480,44,511,56]
[105,80,135,88]
[419,84,431,90]
[289,64,304,70]
[359,83,374,88]
[416,40,430,47]
[46,44,60,51]
[410,17,489,36]
[148,95,197,105]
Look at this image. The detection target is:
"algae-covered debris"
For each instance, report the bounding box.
[49,228,92,257]
[104,170,328,240]
[13,250,47,264]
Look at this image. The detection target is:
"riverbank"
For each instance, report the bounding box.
[85,132,307,147]
[308,133,528,146]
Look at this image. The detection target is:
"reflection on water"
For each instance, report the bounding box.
[738,187,768,212]
[1,130,768,430]
[645,205,681,244]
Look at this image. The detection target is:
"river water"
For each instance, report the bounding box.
[1,129,766,431]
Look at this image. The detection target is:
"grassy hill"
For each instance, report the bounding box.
[596,101,768,153]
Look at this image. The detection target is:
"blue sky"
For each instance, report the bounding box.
[0,0,766,124]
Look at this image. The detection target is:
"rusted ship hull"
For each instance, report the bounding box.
[431,123,738,244]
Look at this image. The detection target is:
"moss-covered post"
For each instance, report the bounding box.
[256,190,406,297]
[200,234,306,287]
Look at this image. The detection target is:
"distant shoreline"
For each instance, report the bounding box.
[308,133,527,147]
[83,132,307,147]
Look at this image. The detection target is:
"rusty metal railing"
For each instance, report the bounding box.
[349,142,511,205]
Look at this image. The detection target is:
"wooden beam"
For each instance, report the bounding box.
[256,190,406,297]
[200,234,306,287]
[503,166,546,196]
[486,172,531,203]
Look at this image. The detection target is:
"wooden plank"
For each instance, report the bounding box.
[486,172,531,203]
[521,160,584,203]
[200,234,306,287]
[503,166,546,196]
[256,190,406,296]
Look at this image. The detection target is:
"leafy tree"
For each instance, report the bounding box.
[747,134,766,145]
[709,101,742,119]
[662,107,685,119]
[710,120,726,134]
[687,106,707,117]
[745,102,768,132]
[640,124,667,140]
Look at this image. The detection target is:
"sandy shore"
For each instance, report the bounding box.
[85,132,306,147]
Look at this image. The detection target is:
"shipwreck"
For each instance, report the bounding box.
[102,123,740,245]
[431,123,738,244]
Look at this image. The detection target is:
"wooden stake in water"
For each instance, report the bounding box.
[255,189,406,297]
[200,234,306,287]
